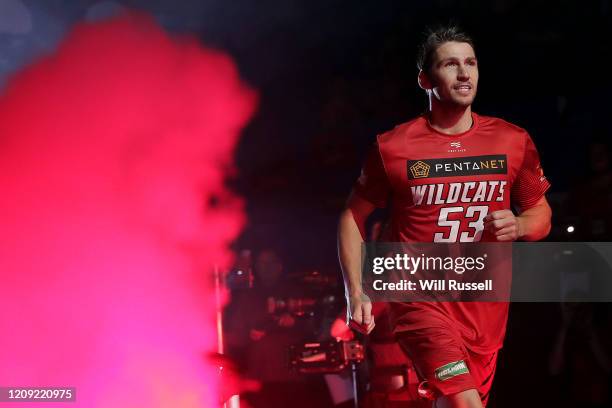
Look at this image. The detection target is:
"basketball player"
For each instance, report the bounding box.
[338,25,552,407]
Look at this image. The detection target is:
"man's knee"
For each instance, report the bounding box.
[434,389,483,408]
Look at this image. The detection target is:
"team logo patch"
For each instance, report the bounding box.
[448,141,466,153]
[434,360,469,381]
[407,155,507,180]
[409,160,431,178]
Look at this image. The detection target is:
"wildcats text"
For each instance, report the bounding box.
[410,180,506,206]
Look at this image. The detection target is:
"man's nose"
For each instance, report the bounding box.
[457,65,470,80]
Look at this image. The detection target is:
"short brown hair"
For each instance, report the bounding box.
[417,25,475,73]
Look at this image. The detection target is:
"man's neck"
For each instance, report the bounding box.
[428,104,473,135]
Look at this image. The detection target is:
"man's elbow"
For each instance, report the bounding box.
[522,224,550,242]
[537,219,552,241]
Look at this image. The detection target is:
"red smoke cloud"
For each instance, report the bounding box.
[0,13,256,407]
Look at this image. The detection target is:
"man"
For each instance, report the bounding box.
[338,26,552,407]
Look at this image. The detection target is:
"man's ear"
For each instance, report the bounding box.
[418,70,432,90]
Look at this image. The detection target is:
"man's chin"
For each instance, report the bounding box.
[434,94,476,109]
[449,96,475,108]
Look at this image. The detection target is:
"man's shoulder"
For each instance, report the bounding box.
[477,113,529,138]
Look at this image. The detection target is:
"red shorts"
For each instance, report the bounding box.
[395,326,498,406]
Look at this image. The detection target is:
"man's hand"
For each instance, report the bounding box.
[346,292,375,334]
[484,210,522,241]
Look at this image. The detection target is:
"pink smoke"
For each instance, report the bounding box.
[0,13,256,407]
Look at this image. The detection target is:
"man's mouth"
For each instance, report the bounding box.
[454,84,472,95]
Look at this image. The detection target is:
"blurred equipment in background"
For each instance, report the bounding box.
[289,339,364,408]
[289,339,365,373]
[325,303,428,408]
[266,294,337,317]
[226,249,254,290]
[224,247,434,407]
[224,249,339,408]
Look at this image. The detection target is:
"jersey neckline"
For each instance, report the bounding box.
[423,112,480,139]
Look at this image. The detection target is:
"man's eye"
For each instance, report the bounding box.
[446,62,457,67]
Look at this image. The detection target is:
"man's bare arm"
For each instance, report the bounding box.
[516,196,552,241]
[485,196,552,241]
[337,194,376,333]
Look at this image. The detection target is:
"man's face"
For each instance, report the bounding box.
[423,41,479,107]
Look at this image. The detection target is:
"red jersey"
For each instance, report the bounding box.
[353,112,550,353]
